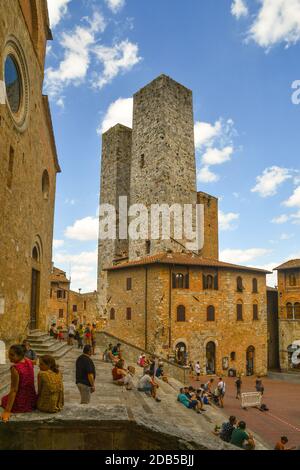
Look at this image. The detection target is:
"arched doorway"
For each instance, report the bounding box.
[175,342,187,365]
[246,346,255,375]
[206,341,216,374]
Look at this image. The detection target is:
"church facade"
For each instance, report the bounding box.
[0,0,60,346]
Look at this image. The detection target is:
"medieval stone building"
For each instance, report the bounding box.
[275,259,300,371]
[48,266,100,328]
[0,0,60,346]
[98,75,269,376]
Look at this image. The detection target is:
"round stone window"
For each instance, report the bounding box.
[3,36,29,132]
[5,55,22,113]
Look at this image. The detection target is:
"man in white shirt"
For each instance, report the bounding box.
[194,361,201,381]
[138,371,161,402]
[217,377,226,408]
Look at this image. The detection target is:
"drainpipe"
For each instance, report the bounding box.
[145,267,148,351]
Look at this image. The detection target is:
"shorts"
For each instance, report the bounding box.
[197,373,200,377]
[188,400,198,409]
[138,385,152,393]
[69,334,75,338]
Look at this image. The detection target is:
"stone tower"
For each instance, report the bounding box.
[97,124,132,312]
[129,74,198,258]
[197,192,219,259]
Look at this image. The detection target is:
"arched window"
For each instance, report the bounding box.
[42,170,50,200]
[294,303,300,320]
[172,273,189,289]
[252,278,258,293]
[110,308,115,320]
[32,246,39,261]
[207,275,214,289]
[177,305,186,322]
[289,273,297,287]
[253,302,259,320]
[287,302,293,319]
[207,305,215,321]
[237,277,244,292]
[237,301,243,321]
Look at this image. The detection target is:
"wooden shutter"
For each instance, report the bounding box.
[185,274,189,289]
[126,278,132,291]
[214,275,218,290]
[172,273,177,289]
[126,307,132,320]
[253,304,258,320]
[203,274,207,289]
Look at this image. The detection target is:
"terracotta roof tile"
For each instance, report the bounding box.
[274,259,300,270]
[105,252,271,274]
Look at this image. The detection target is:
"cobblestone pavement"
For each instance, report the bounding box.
[190,374,300,449]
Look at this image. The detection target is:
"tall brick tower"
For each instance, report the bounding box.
[129,74,197,259]
[97,124,132,313]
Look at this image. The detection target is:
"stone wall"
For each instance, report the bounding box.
[197,192,219,260]
[105,264,268,376]
[96,331,189,384]
[277,269,300,370]
[129,75,197,259]
[98,124,132,314]
[0,0,59,346]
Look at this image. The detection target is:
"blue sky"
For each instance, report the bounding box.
[46,0,300,291]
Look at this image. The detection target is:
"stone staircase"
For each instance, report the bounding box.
[27,330,73,360]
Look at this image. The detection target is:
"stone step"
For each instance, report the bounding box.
[27,334,50,342]
[33,342,69,355]
[28,339,58,349]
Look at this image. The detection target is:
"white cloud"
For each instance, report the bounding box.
[53,249,98,292]
[280,233,294,240]
[219,210,240,231]
[195,118,236,184]
[271,214,290,224]
[105,0,125,13]
[251,166,292,197]
[47,0,71,28]
[65,217,99,241]
[197,166,219,183]
[99,97,133,134]
[233,0,300,49]
[283,186,300,208]
[252,262,278,287]
[194,120,222,149]
[45,12,106,103]
[202,146,233,166]
[291,210,300,224]
[53,239,65,249]
[220,248,272,264]
[231,0,249,19]
[93,40,141,89]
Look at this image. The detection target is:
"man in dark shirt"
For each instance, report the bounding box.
[219,416,237,442]
[76,345,96,404]
[22,340,37,365]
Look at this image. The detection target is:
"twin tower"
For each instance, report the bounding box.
[97,75,219,313]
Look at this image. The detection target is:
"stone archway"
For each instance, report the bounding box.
[206,341,216,374]
[246,346,255,376]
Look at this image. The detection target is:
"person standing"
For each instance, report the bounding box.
[76,324,84,349]
[22,340,37,365]
[255,377,264,396]
[235,376,242,399]
[91,323,97,355]
[76,345,96,404]
[194,361,201,381]
[68,320,76,346]
[1,345,37,422]
[217,377,226,408]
